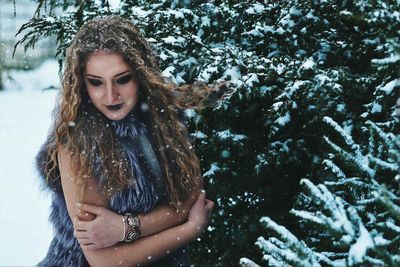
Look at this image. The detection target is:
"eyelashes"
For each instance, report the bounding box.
[116,74,134,85]
[87,74,134,87]
[88,79,102,86]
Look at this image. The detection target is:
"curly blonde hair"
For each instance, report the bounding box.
[43,16,206,207]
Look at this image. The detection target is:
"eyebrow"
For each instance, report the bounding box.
[86,70,132,79]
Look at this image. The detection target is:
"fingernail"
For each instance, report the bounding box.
[76,202,82,207]
[200,189,206,194]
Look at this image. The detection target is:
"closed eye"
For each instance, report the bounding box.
[116,74,133,85]
[88,79,103,86]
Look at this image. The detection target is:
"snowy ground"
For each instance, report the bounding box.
[0,60,59,266]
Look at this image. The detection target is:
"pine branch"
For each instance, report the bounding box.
[323,136,375,178]
[323,116,360,153]
[257,217,322,267]
[367,155,398,172]
[373,188,400,222]
[347,220,374,265]
[322,159,347,180]
[366,120,398,160]
[239,258,261,267]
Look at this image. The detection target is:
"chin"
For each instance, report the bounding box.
[104,110,130,121]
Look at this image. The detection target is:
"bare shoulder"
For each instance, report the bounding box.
[57,145,107,221]
[57,145,76,188]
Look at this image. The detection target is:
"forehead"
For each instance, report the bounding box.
[84,51,130,75]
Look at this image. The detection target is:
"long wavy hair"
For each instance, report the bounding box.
[43,16,207,207]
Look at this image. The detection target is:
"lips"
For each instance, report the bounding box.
[106,103,123,111]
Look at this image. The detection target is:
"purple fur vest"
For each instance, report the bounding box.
[36,112,190,267]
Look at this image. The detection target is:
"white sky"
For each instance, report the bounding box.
[0,60,59,266]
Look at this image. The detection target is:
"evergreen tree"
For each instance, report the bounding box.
[17,0,399,266]
[245,115,399,266]
[239,0,399,265]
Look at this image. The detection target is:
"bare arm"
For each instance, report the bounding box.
[73,191,199,249]
[139,191,198,237]
[78,190,199,237]
[58,146,213,267]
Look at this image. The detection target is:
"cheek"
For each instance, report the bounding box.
[87,88,102,100]
[122,83,139,99]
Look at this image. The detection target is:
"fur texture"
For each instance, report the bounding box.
[36,113,189,267]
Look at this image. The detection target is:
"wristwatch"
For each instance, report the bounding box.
[124,213,141,242]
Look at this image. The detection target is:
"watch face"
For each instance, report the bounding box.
[128,216,140,228]
[128,230,141,240]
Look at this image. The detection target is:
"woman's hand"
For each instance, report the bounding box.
[186,191,215,238]
[73,204,124,250]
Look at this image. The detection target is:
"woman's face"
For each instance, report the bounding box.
[83,51,139,121]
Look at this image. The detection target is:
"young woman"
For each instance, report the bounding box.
[36,16,214,267]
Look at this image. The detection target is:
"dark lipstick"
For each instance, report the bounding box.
[106,103,123,111]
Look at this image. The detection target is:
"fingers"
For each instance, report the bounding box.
[74,229,89,239]
[80,242,98,250]
[78,239,110,251]
[204,199,214,216]
[74,229,102,250]
[74,230,93,247]
[73,217,90,231]
[205,199,215,210]
[77,203,103,215]
[195,191,215,210]
[197,191,206,203]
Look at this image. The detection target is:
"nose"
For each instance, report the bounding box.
[105,82,120,104]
